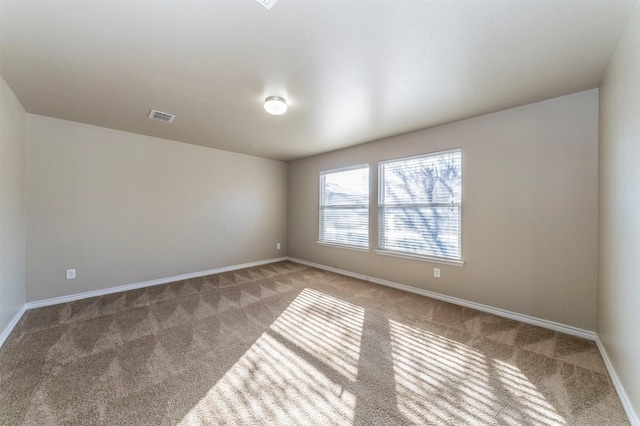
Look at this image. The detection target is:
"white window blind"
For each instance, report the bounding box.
[319,165,369,248]
[379,149,461,260]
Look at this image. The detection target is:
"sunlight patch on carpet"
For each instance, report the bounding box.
[493,359,566,424]
[389,320,566,425]
[179,288,364,425]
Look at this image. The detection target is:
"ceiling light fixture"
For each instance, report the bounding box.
[255,0,279,10]
[264,96,287,116]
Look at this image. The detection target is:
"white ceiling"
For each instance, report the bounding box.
[1,0,637,161]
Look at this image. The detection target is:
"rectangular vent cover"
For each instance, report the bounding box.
[148,110,176,123]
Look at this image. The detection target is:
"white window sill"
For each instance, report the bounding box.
[316,241,370,253]
[375,249,465,267]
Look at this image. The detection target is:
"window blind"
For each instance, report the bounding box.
[319,165,369,248]
[379,149,461,260]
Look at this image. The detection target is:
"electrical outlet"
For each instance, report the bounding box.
[66,269,76,280]
[433,268,440,278]
[276,243,281,250]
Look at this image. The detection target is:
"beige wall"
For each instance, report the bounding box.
[599,3,640,421]
[26,115,287,301]
[289,90,599,331]
[0,76,26,335]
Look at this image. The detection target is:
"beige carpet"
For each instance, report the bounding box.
[0,261,629,425]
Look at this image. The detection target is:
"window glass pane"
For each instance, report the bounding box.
[321,167,369,206]
[320,207,369,247]
[381,151,461,205]
[320,165,369,248]
[379,150,461,260]
[380,206,460,259]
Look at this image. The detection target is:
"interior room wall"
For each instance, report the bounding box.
[288,89,599,331]
[0,76,27,337]
[25,115,287,302]
[598,3,640,421]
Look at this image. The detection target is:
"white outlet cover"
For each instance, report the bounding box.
[434,268,440,278]
[277,243,281,250]
[66,269,76,279]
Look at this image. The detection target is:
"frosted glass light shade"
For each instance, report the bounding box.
[264,96,287,115]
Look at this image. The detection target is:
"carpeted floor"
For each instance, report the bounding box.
[0,261,629,425]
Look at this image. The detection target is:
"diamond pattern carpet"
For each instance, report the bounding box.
[0,261,629,424]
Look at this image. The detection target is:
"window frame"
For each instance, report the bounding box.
[377,149,464,266]
[317,164,370,251]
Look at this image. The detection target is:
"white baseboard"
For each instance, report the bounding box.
[595,337,639,426]
[287,257,597,341]
[25,257,288,310]
[0,304,27,349]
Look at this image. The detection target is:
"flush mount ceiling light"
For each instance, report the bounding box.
[255,0,279,10]
[264,96,287,116]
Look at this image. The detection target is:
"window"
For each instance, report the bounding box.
[319,165,369,249]
[378,149,461,261]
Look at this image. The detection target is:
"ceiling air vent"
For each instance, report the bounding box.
[148,110,176,123]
